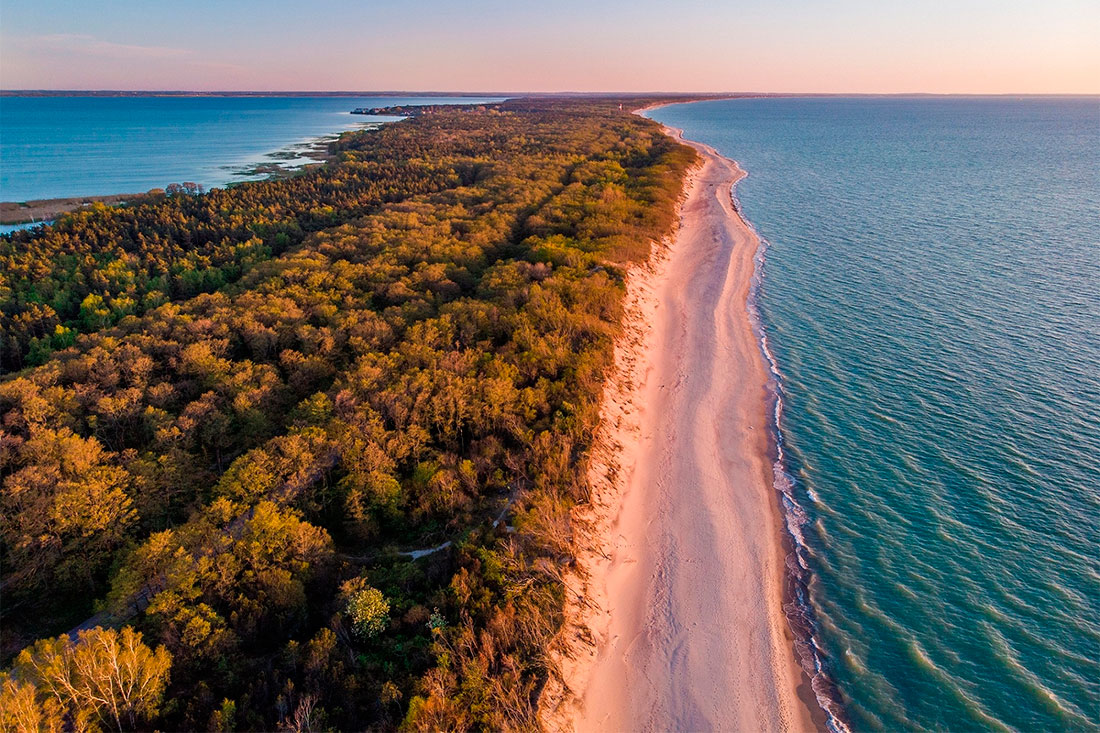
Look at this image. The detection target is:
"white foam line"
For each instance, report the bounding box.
[735,175,853,733]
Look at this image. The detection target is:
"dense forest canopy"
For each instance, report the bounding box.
[0,98,697,730]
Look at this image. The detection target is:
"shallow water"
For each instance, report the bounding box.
[649,97,1100,731]
[0,95,502,201]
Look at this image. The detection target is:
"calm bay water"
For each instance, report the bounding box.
[650,98,1100,731]
[0,95,502,203]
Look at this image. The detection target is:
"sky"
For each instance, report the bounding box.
[2,0,1098,94]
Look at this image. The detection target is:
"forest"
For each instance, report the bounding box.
[0,98,697,731]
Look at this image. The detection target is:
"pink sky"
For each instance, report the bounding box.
[2,1,1098,93]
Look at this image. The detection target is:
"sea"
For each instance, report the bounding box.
[0,95,503,204]
[648,97,1100,732]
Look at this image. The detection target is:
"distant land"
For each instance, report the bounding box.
[4,90,1092,98]
[0,90,518,98]
[1,90,733,98]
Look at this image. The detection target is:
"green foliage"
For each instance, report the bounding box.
[342,578,390,639]
[0,98,697,730]
[208,698,236,731]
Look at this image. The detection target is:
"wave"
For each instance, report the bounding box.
[734,176,852,733]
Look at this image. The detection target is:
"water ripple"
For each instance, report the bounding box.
[653,96,1100,731]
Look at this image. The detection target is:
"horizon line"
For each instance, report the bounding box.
[2,89,1098,97]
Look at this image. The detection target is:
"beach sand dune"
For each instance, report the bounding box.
[543,124,817,732]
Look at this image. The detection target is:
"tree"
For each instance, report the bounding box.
[1,428,136,596]
[0,673,64,732]
[341,578,390,639]
[9,626,171,731]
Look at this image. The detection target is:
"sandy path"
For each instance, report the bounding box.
[544,125,817,732]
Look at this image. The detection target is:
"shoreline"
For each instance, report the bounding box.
[641,104,845,730]
[736,170,851,733]
[0,123,385,226]
[542,111,824,731]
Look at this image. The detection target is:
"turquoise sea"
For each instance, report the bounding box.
[0,95,502,203]
[649,98,1100,731]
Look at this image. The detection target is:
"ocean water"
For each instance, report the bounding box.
[0,95,502,203]
[649,98,1100,731]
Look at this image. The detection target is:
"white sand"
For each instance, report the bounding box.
[541,123,817,732]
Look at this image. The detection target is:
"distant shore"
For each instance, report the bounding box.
[0,90,510,98]
[544,110,822,731]
[0,128,345,226]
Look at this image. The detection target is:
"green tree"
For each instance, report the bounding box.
[341,578,390,639]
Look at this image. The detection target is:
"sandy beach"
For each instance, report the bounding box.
[543,119,818,732]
